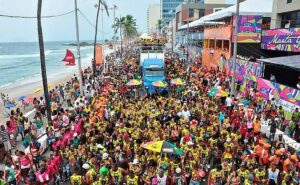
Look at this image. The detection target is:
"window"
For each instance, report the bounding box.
[287,0,292,3]
[145,69,164,77]
[280,10,300,28]
[189,9,194,18]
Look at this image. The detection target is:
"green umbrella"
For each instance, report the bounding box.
[208,88,228,97]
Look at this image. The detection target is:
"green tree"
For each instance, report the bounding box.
[113,15,138,40]
[123,15,138,39]
[37,0,52,123]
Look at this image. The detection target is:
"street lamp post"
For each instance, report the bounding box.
[171,20,174,52]
[186,0,190,71]
[74,0,83,94]
[230,0,240,95]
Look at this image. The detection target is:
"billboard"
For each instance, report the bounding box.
[228,58,263,86]
[232,15,262,43]
[261,28,300,52]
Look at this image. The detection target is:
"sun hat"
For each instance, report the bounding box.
[102,153,109,160]
[187,141,194,146]
[175,168,181,174]
[97,144,104,149]
[82,163,90,170]
[158,168,164,174]
[132,159,139,165]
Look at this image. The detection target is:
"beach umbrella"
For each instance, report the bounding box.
[4,104,15,109]
[23,97,34,103]
[152,81,167,88]
[171,78,184,86]
[126,79,142,86]
[142,140,184,155]
[18,96,27,101]
[208,88,228,97]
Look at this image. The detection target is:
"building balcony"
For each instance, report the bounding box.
[204,25,232,40]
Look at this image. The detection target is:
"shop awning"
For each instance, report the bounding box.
[258,55,300,70]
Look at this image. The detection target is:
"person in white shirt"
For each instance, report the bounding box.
[225,96,232,108]
[181,107,191,122]
[156,168,167,185]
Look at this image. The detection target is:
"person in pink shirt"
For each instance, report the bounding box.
[6,120,17,148]
[36,166,49,185]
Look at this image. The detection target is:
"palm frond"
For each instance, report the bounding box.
[100,0,109,16]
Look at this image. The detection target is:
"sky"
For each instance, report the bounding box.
[0,0,160,42]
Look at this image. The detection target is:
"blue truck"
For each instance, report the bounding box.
[142,58,166,93]
[140,44,166,93]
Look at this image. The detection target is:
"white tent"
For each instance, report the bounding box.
[201,0,273,22]
[139,33,150,39]
[179,21,225,30]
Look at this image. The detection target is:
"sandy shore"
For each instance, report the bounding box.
[0,43,114,123]
[0,73,74,123]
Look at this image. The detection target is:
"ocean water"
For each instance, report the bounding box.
[0,41,94,88]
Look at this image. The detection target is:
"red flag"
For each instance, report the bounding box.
[62,49,75,66]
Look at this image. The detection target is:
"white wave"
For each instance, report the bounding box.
[0,82,12,88]
[0,50,52,59]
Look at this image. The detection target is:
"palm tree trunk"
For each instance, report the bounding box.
[37,0,52,124]
[93,0,101,76]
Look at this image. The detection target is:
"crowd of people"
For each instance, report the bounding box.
[0,46,300,185]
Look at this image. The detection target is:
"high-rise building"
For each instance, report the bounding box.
[147,4,161,34]
[161,0,203,26]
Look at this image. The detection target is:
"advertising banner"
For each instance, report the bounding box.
[232,15,262,43]
[256,78,300,110]
[95,45,103,66]
[261,28,300,52]
[228,58,263,86]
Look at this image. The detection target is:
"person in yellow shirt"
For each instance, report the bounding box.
[208,164,223,185]
[126,170,139,185]
[70,168,83,185]
[110,164,123,185]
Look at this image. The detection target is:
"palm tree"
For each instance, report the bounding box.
[93,0,109,76]
[123,15,138,39]
[113,15,137,49]
[37,0,52,123]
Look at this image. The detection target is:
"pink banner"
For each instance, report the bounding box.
[257,78,300,106]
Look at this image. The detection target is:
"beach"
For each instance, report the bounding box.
[0,45,93,123]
